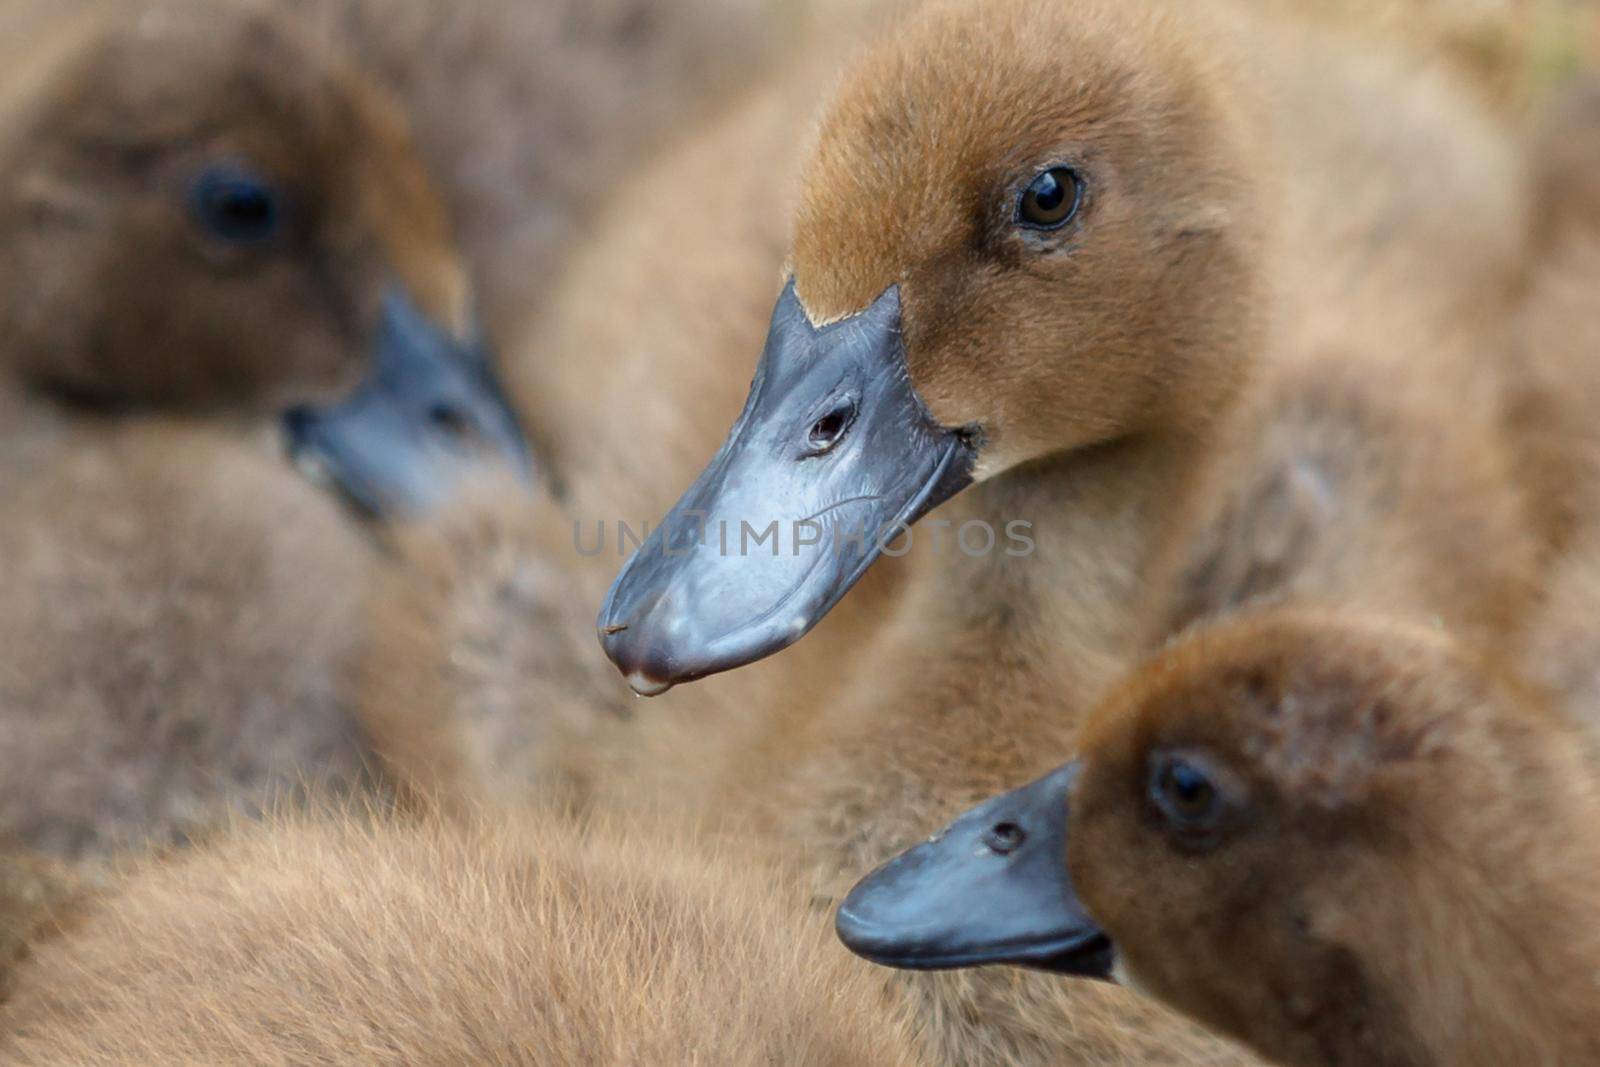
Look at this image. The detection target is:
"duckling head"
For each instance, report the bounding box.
[840,612,1572,1066]
[600,0,1265,691]
[0,0,531,516]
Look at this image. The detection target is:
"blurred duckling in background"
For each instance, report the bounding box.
[0,0,767,859]
[0,0,531,515]
[841,613,1600,1067]
[0,0,515,863]
[0,808,927,1067]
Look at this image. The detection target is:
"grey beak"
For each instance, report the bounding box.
[282,288,534,519]
[836,763,1113,979]
[596,281,975,694]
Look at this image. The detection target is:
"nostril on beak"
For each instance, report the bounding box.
[281,403,316,446]
[426,402,473,439]
[983,821,1027,855]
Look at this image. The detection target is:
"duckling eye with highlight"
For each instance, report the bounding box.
[1148,753,1227,844]
[188,162,284,247]
[1016,166,1083,230]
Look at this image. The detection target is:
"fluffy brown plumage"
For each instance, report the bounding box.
[0,423,376,860]
[0,843,88,999]
[1069,612,1600,1067]
[1509,77,1600,740]
[0,808,927,1066]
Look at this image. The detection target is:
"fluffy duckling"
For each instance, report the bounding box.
[841,612,1600,1067]
[0,423,375,859]
[0,0,528,515]
[0,808,927,1067]
[0,0,564,856]
[597,0,1526,691]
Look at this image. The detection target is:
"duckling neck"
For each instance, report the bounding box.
[1394,831,1600,1065]
[911,425,1214,693]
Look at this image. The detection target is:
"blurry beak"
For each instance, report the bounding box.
[282,288,534,519]
[835,763,1114,980]
[597,281,975,694]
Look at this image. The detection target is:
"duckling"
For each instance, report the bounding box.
[0,808,927,1067]
[839,611,1600,1067]
[0,0,553,864]
[597,0,1526,692]
[0,0,529,515]
[0,422,376,860]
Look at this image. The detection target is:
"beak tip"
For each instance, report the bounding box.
[625,671,674,697]
[833,900,887,958]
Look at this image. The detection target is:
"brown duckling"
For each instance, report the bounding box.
[0,0,595,860]
[0,423,375,860]
[0,0,529,516]
[840,612,1600,1067]
[597,0,1526,692]
[0,808,927,1067]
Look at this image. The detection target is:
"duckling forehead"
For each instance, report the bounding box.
[47,0,467,333]
[790,0,1170,325]
[1119,619,1481,808]
[30,2,348,156]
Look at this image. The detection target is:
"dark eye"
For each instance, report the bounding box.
[1017,166,1082,230]
[806,398,857,455]
[189,163,282,246]
[1149,754,1225,839]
